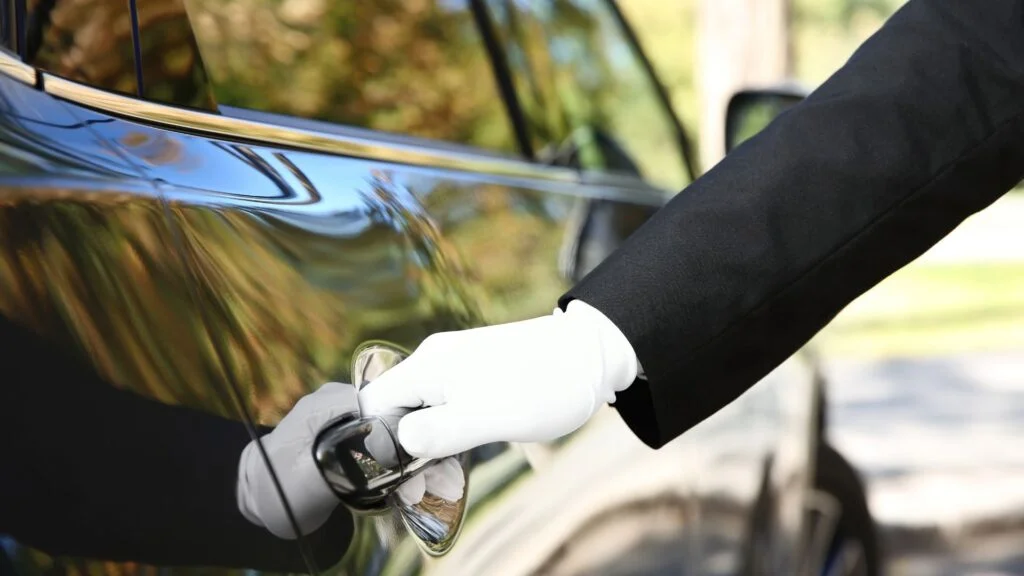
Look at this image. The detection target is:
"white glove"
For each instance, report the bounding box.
[358,300,639,460]
[236,382,353,539]
[236,383,470,538]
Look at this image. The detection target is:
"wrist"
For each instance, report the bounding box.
[563,300,638,397]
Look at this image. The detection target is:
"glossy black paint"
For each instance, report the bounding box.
[0,1,847,575]
[0,72,348,575]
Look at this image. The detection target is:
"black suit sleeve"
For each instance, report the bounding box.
[0,314,353,572]
[562,0,1024,448]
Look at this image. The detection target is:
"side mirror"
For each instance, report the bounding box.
[725,87,807,154]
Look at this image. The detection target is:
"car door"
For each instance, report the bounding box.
[2,1,703,575]
[123,0,628,572]
[120,0,698,573]
[0,5,330,575]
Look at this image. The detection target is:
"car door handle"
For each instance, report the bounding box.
[312,342,469,555]
[313,408,431,512]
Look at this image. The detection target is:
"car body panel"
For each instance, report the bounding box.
[80,80,676,575]
[0,0,830,571]
[0,70,288,575]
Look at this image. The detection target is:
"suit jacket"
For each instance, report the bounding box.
[563,0,1024,448]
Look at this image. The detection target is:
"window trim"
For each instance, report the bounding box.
[0,41,666,209]
[13,0,24,60]
[219,105,523,163]
[0,44,34,85]
[39,69,661,201]
[604,0,699,182]
[127,0,144,97]
[470,0,536,160]
[0,0,27,61]
[41,71,549,180]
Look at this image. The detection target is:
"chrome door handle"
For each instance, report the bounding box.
[311,342,469,555]
[312,409,432,512]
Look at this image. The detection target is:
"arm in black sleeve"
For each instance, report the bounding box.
[561,0,1024,448]
[0,314,352,572]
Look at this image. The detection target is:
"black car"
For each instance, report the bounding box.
[0,1,877,574]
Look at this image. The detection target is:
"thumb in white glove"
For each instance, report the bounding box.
[236,382,356,539]
[358,300,638,460]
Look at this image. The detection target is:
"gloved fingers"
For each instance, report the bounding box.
[278,440,341,535]
[316,381,356,396]
[305,381,362,433]
[423,457,466,502]
[395,473,427,507]
[271,381,359,439]
[240,440,341,540]
[237,383,352,540]
[358,351,444,417]
[239,444,301,539]
[396,403,492,460]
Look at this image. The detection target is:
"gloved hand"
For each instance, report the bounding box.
[236,383,471,538]
[358,300,639,460]
[236,382,352,539]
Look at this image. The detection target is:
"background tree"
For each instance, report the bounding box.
[697,0,791,170]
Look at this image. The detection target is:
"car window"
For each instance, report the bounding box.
[0,3,12,53]
[485,0,690,191]
[184,0,518,154]
[17,0,140,95]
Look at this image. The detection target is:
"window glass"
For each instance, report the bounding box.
[136,0,218,111]
[483,0,570,157]
[486,0,689,191]
[23,0,139,95]
[1,1,13,52]
[185,0,518,154]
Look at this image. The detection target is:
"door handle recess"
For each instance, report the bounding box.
[311,342,469,555]
[313,412,426,511]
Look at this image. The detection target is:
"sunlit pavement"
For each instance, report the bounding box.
[824,351,1024,576]
[820,194,1024,575]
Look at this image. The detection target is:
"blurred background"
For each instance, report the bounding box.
[620,0,1024,573]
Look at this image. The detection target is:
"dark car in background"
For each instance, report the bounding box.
[0,1,877,574]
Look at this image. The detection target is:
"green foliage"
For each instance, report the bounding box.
[818,262,1024,357]
[793,0,904,24]
[792,0,907,84]
[617,0,700,160]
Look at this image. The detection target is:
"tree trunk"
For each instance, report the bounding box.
[698,0,791,171]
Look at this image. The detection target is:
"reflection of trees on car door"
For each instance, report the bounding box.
[183,0,518,152]
[0,73,346,575]
[486,0,691,191]
[23,0,139,94]
[481,0,687,286]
